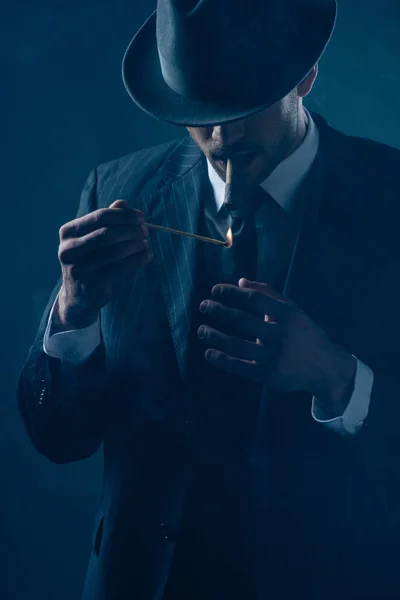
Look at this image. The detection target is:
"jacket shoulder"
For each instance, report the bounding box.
[342,134,400,218]
[323,122,400,248]
[324,120,400,186]
[348,134,400,176]
[94,138,186,208]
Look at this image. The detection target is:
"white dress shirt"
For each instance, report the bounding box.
[43,109,374,435]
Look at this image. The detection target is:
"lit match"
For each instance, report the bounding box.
[145,222,232,247]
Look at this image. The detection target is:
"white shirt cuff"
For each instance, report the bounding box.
[311,357,374,435]
[43,296,101,365]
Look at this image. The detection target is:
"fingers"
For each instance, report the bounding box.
[210,282,293,322]
[59,207,145,240]
[58,223,149,264]
[58,202,154,293]
[199,299,279,343]
[197,325,264,363]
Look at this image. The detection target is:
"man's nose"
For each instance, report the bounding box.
[211,122,245,146]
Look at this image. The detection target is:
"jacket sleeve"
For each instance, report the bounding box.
[17,169,108,464]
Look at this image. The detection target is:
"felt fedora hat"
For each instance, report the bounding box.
[122,0,337,127]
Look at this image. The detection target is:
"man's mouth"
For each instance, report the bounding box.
[215,152,257,171]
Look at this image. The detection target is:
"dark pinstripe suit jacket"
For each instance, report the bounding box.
[18,114,400,599]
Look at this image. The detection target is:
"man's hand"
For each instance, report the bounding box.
[56,199,153,330]
[197,278,357,417]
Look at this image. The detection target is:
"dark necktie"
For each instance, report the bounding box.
[179,184,270,467]
[218,183,266,285]
[220,185,296,290]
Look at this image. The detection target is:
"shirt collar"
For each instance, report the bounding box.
[206,108,319,215]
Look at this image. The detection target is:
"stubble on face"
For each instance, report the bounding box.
[187,91,306,186]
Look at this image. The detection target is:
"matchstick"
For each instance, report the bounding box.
[145,222,231,246]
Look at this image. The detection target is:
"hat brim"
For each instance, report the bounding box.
[122,5,336,127]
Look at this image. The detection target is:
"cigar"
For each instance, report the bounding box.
[222,158,244,218]
[224,159,235,210]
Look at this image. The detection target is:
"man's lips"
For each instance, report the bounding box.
[214,152,257,170]
[213,151,255,160]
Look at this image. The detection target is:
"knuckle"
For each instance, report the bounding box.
[59,222,73,240]
[94,226,111,241]
[58,239,79,263]
[93,208,108,226]
[57,243,70,264]
[140,224,149,238]
[134,210,145,224]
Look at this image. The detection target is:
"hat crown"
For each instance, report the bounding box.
[156,0,337,103]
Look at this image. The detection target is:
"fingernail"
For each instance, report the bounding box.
[198,326,206,338]
[143,239,149,249]
[199,301,208,313]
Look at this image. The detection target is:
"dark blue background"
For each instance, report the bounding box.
[1,1,400,598]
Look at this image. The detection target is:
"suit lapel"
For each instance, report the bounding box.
[283,115,360,336]
[282,143,330,311]
[141,137,208,379]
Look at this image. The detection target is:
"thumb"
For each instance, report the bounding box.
[109,199,130,210]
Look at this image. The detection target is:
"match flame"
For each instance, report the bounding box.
[225,227,233,248]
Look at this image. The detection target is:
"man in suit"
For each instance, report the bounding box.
[17,0,400,598]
